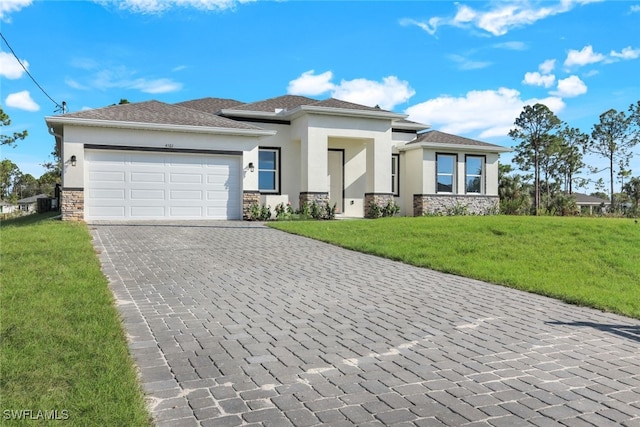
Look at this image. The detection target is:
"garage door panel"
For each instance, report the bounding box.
[85,150,241,220]
[170,190,203,200]
[130,172,165,183]
[169,206,203,217]
[170,173,203,184]
[130,206,166,217]
[130,189,165,200]
[87,206,126,217]
[207,190,231,201]
[91,189,126,200]
[89,171,126,182]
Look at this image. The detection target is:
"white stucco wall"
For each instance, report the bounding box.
[485,153,500,196]
[397,146,503,216]
[249,123,301,209]
[61,125,262,190]
[301,114,394,195]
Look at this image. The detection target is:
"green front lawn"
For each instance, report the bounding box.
[270,216,640,319]
[0,213,151,426]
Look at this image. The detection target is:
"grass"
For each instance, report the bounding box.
[269,216,640,319]
[0,213,151,426]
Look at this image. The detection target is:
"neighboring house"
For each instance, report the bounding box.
[0,200,18,215]
[45,96,510,221]
[17,194,48,213]
[571,192,609,214]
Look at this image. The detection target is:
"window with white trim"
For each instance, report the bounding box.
[465,155,484,194]
[391,154,400,196]
[436,154,456,193]
[258,148,279,193]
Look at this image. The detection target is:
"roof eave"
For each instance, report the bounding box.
[398,141,512,153]
[44,116,276,137]
[393,121,431,131]
[282,105,407,121]
[219,109,284,119]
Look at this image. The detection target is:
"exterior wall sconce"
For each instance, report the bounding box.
[248,162,255,172]
[70,155,77,166]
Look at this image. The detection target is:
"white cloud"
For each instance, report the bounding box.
[0,51,28,79]
[0,0,32,22]
[93,0,254,14]
[405,87,565,139]
[287,71,415,111]
[332,76,415,111]
[5,90,39,112]
[522,59,556,88]
[610,46,640,60]
[73,65,183,94]
[493,41,528,51]
[131,78,182,94]
[287,70,335,96]
[523,71,556,88]
[65,78,89,90]
[404,0,599,37]
[539,59,556,74]
[552,75,588,97]
[448,54,492,70]
[564,45,606,67]
[631,5,640,13]
[399,17,440,36]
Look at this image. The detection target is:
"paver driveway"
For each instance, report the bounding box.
[90,221,640,427]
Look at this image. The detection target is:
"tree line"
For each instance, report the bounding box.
[501,101,639,216]
[2,101,639,215]
[1,108,60,202]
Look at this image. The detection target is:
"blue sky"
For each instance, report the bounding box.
[1,0,639,192]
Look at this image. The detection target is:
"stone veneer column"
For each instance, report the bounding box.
[61,188,84,221]
[364,193,394,218]
[299,192,329,207]
[242,191,261,220]
[413,195,427,217]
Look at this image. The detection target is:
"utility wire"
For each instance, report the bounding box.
[0,31,64,112]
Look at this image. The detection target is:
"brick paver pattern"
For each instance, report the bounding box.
[91,221,640,427]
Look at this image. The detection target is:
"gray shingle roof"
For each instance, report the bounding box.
[17,194,48,204]
[412,130,504,148]
[175,97,244,115]
[571,192,609,204]
[309,98,392,113]
[57,100,263,130]
[229,95,318,112]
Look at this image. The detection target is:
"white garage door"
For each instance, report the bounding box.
[85,150,242,220]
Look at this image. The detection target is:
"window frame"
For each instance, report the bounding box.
[258,147,281,194]
[465,155,485,195]
[436,153,457,194]
[391,154,400,197]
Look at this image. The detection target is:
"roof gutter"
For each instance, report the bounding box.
[292,105,407,120]
[398,141,512,153]
[44,116,276,137]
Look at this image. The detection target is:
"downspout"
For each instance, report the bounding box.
[48,125,62,139]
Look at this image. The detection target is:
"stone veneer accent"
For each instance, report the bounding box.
[413,194,499,216]
[299,192,329,207]
[364,193,395,218]
[242,191,261,220]
[61,188,84,221]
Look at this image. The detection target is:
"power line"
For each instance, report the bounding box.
[0,31,65,112]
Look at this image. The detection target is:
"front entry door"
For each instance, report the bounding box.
[328,149,344,214]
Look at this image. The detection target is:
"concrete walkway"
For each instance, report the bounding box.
[90,221,640,427]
